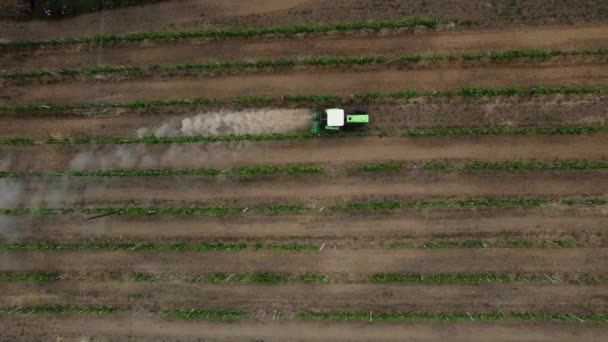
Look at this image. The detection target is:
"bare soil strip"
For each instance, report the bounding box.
[1,282,605,314]
[9,210,607,244]
[2,25,608,70]
[2,249,606,275]
[1,95,607,138]
[7,171,608,207]
[4,63,607,105]
[2,316,608,342]
[0,0,311,40]
[2,135,607,172]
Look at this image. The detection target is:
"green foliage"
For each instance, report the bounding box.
[3,86,606,113]
[231,165,322,175]
[465,160,608,170]
[422,240,486,248]
[265,243,318,251]
[458,86,604,97]
[4,18,440,48]
[352,163,402,172]
[0,241,246,252]
[0,273,59,282]
[157,309,248,320]
[0,137,34,145]
[329,201,402,211]
[0,165,323,178]
[82,207,242,216]
[283,94,342,103]
[202,273,288,283]
[0,208,74,216]
[369,273,512,283]
[192,242,247,251]
[0,306,120,315]
[255,205,309,213]
[8,49,608,80]
[555,240,577,248]
[302,56,388,66]
[410,198,546,208]
[295,274,327,282]
[1,70,52,79]
[129,273,156,281]
[423,161,453,170]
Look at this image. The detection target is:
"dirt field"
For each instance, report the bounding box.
[1,2,608,341]
[3,24,608,70]
[2,0,608,40]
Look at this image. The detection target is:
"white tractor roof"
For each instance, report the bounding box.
[326,108,345,127]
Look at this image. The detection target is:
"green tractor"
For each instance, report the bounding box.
[311,108,370,134]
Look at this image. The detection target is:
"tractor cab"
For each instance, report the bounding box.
[311,108,369,134]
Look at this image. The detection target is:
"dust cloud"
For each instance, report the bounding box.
[136,108,310,138]
[69,108,311,171]
[69,141,258,171]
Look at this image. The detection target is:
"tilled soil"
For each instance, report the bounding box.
[3,0,608,41]
[1,94,607,139]
[8,208,608,244]
[2,135,607,171]
[1,282,606,314]
[2,249,607,275]
[6,170,608,207]
[3,317,608,342]
[3,24,608,70]
[4,62,608,105]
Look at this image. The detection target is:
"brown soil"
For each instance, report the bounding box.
[2,316,608,342]
[8,171,608,207]
[8,208,607,245]
[3,249,607,276]
[4,62,606,106]
[2,0,608,40]
[2,135,607,172]
[1,282,605,314]
[3,24,608,70]
[2,94,607,139]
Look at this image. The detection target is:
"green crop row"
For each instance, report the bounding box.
[0,306,603,322]
[0,238,583,253]
[298,311,607,322]
[388,239,578,249]
[331,198,549,211]
[0,306,120,315]
[0,272,60,282]
[370,273,513,283]
[0,241,321,252]
[0,165,323,178]
[352,163,403,172]
[2,197,605,218]
[2,17,441,49]
[5,49,607,80]
[156,309,248,320]
[201,273,326,283]
[465,160,608,170]
[402,124,608,137]
[2,86,605,113]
